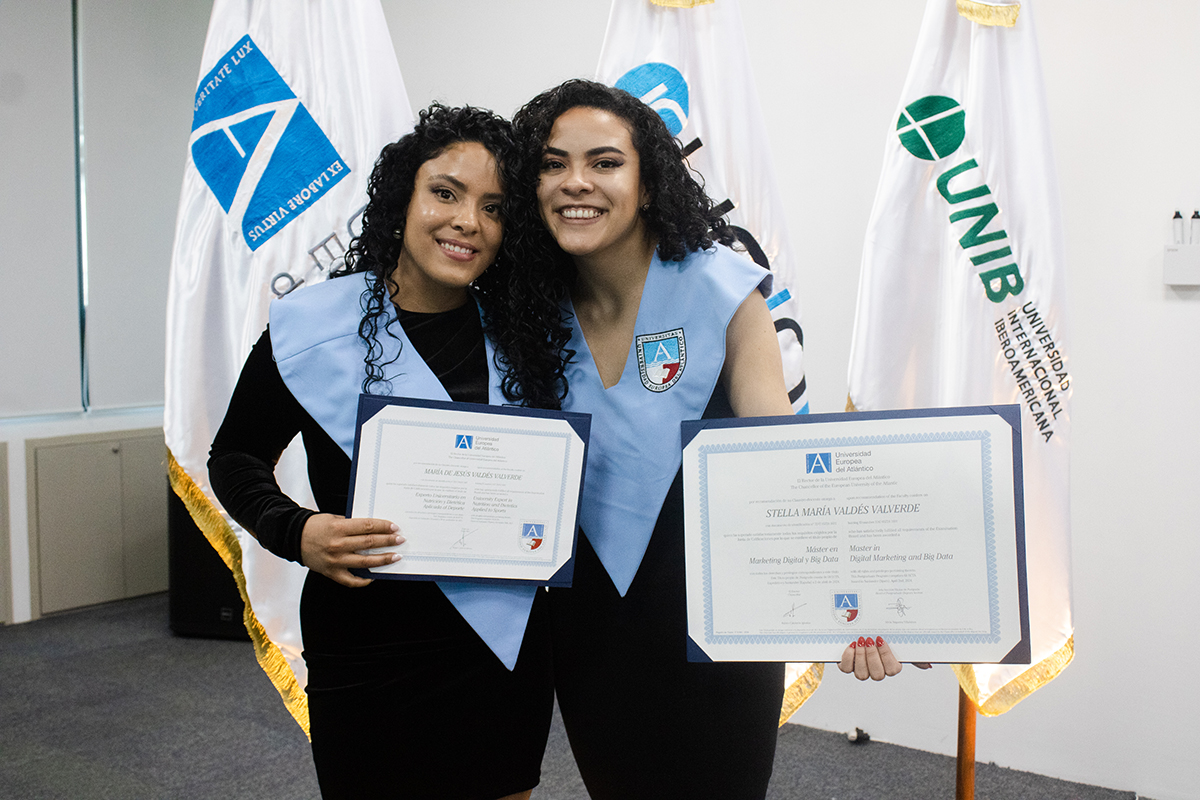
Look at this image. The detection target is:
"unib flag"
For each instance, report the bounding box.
[847,0,1073,715]
[595,0,820,723]
[164,0,413,733]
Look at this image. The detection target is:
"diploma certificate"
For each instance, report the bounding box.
[349,395,589,585]
[682,406,1029,664]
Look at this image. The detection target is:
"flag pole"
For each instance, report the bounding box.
[955,686,977,800]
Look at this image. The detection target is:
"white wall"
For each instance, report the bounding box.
[383,0,613,118]
[0,0,82,417]
[0,0,206,418]
[77,0,211,409]
[1,1,1196,797]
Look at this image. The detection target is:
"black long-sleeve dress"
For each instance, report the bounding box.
[209,299,552,800]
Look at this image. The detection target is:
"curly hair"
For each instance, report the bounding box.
[333,103,571,408]
[511,79,729,270]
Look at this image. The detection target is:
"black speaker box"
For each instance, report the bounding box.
[168,489,249,640]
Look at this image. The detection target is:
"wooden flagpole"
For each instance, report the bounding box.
[955,687,977,800]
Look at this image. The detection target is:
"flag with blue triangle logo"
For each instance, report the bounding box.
[164,0,413,735]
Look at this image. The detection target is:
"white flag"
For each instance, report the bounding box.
[164,0,413,733]
[596,0,820,723]
[848,0,1073,715]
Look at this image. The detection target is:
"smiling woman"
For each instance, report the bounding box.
[513,80,914,800]
[514,78,794,800]
[207,104,572,800]
[390,141,504,311]
[536,106,652,274]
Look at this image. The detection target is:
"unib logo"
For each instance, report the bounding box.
[896,94,1025,305]
[896,95,966,161]
[615,62,689,136]
[635,329,686,392]
[189,35,350,251]
[455,434,473,450]
[806,452,832,474]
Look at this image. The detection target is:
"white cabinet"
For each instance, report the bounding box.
[28,428,167,615]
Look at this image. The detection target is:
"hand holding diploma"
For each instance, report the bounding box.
[838,636,900,681]
[836,636,933,681]
[301,513,405,588]
[348,396,589,584]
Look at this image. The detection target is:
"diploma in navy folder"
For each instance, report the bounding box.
[348,395,589,586]
[682,405,1030,665]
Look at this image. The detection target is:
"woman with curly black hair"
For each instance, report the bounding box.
[513,80,910,798]
[510,77,789,800]
[208,104,570,800]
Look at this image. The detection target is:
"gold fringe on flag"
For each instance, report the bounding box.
[956,0,1020,27]
[954,636,1074,716]
[167,449,311,738]
[851,392,1075,716]
[779,663,824,726]
[651,0,714,8]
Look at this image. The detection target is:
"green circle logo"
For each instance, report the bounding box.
[896,95,966,160]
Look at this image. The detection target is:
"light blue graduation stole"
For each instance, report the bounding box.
[269,272,536,671]
[563,245,770,596]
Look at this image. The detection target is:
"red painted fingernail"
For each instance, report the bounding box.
[876,636,884,647]
[850,642,856,649]
[857,637,866,646]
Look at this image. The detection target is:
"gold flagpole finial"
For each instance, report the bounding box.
[957,0,1020,27]
[651,0,715,7]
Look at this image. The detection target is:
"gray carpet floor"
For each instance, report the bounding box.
[0,594,1144,799]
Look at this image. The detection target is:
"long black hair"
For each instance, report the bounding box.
[511,79,729,281]
[334,103,571,408]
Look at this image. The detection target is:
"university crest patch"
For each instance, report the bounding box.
[636,328,686,392]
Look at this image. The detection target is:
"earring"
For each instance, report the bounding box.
[392,228,402,239]
[641,203,651,212]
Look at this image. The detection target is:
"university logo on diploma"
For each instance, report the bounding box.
[833,593,860,625]
[806,452,833,474]
[521,523,545,552]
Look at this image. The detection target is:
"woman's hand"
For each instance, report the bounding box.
[837,636,932,680]
[300,513,405,588]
